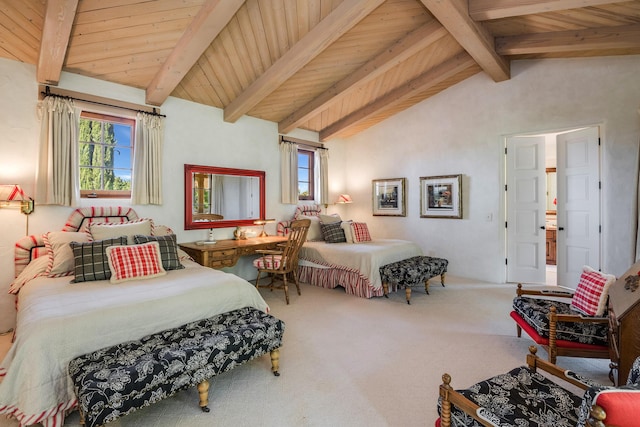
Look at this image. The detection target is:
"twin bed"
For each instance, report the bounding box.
[0,207,269,427]
[0,204,423,426]
[278,205,423,299]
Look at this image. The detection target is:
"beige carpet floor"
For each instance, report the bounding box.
[0,276,611,427]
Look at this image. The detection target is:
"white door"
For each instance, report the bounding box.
[556,127,601,288]
[506,136,546,284]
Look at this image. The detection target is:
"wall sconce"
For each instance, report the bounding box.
[253,218,275,237]
[0,184,35,235]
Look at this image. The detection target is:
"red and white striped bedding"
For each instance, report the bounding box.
[298,239,422,298]
[0,259,269,427]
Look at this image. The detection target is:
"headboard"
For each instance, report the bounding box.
[14,206,139,277]
[277,204,322,236]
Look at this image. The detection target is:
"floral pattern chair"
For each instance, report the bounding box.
[436,346,640,427]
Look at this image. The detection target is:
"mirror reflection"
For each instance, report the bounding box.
[184,165,265,230]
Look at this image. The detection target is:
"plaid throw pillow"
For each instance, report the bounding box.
[70,237,127,283]
[133,234,184,271]
[570,265,616,316]
[351,222,372,242]
[106,242,167,284]
[320,222,346,243]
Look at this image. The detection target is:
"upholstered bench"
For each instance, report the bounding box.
[69,307,284,427]
[380,255,448,304]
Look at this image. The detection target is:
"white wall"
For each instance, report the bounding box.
[1,55,638,329]
[0,57,331,331]
[341,55,640,284]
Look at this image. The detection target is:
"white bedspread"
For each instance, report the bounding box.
[299,239,422,290]
[0,260,268,426]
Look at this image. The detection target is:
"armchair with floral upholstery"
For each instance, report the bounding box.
[510,265,615,365]
[436,346,640,427]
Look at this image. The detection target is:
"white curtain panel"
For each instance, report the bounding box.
[132,112,164,205]
[280,141,298,204]
[318,148,329,206]
[35,96,80,206]
[212,175,224,215]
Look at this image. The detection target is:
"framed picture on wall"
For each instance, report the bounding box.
[420,174,462,219]
[372,178,406,216]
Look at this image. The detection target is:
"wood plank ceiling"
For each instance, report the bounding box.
[1,0,639,141]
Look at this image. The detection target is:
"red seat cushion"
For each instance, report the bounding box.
[253,255,283,269]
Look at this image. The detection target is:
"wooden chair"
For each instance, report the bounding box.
[253,219,310,304]
[436,346,640,427]
[511,283,610,366]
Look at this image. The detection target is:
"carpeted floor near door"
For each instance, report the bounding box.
[0,276,611,427]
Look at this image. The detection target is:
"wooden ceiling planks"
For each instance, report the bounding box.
[1,0,639,139]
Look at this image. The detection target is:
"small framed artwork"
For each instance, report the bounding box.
[420,174,462,219]
[372,178,406,217]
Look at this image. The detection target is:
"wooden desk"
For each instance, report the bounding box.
[179,236,287,269]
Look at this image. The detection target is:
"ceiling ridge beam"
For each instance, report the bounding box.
[469,0,623,21]
[278,20,448,134]
[145,0,244,106]
[496,23,640,54]
[37,0,79,85]
[319,52,476,141]
[419,0,509,82]
[223,0,385,124]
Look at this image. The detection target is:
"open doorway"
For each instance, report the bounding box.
[505,126,601,288]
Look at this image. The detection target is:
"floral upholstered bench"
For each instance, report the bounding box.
[69,307,284,427]
[379,255,448,304]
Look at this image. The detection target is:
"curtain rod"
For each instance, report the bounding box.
[279,135,325,150]
[39,85,166,118]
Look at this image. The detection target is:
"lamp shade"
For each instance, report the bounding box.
[336,194,352,203]
[0,184,26,201]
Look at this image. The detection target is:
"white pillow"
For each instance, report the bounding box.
[319,213,341,224]
[341,221,354,243]
[90,219,153,244]
[44,231,92,277]
[300,215,323,241]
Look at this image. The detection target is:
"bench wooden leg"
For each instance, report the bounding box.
[382,282,389,298]
[405,287,411,305]
[424,280,430,295]
[441,272,446,287]
[197,380,210,413]
[270,348,281,376]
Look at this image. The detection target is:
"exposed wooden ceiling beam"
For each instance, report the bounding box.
[496,24,640,54]
[37,0,78,85]
[278,21,448,134]
[223,0,385,124]
[469,0,622,21]
[419,0,509,82]
[145,0,244,106]
[320,52,476,141]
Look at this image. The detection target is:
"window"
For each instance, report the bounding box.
[298,149,315,200]
[79,111,135,198]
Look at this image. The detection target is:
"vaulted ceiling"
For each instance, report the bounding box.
[1,0,639,141]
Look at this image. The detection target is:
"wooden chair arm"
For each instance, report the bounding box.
[525,346,591,391]
[438,374,494,427]
[548,306,608,324]
[516,283,574,299]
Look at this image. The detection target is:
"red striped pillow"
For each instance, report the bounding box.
[106,242,166,284]
[570,265,615,316]
[351,222,372,242]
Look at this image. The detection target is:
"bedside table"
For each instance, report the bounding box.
[179,236,287,269]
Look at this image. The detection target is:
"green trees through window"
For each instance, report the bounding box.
[79,112,134,197]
